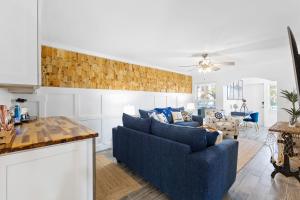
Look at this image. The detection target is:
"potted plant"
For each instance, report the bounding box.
[280,90,300,127]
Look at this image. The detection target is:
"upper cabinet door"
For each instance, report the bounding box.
[0,0,38,86]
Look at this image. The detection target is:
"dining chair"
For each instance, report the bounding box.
[243,112,259,132]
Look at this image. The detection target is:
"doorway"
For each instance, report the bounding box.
[243,83,264,126]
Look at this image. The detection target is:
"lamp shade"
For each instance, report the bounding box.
[186,103,195,111]
[123,105,136,116]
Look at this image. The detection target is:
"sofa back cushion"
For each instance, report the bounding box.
[171,107,185,112]
[122,113,151,133]
[151,119,207,152]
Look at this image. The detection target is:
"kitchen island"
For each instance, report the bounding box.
[0,116,98,200]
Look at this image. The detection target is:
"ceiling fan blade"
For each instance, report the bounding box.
[212,67,220,71]
[176,65,198,68]
[214,61,235,66]
[191,53,204,57]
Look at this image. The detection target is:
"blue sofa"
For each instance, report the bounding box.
[139,107,203,127]
[113,114,239,200]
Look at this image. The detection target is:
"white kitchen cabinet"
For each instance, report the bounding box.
[0,139,94,200]
[0,0,38,86]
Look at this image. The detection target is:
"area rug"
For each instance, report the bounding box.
[96,155,142,200]
[237,138,263,171]
[97,138,263,200]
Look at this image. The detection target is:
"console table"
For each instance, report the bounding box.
[268,122,300,182]
[231,111,252,117]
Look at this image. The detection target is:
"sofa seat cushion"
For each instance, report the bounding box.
[151,119,207,152]
[123,113,151,133]
[174,121,200,127]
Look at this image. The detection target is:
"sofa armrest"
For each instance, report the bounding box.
[192,115,203,125]
[185,139,238,200]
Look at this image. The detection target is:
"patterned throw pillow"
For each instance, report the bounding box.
[181,111,192,122]
[215,112,223,120]
[156,113,169,124]
[171,111,184,123]
[154,107,173,123]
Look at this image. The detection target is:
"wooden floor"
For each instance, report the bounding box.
[99,127,300,200]
[224,127,300,200]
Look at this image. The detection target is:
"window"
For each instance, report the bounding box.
[227,80,243,100]
[270,84,277,110]
[196,83,216,108]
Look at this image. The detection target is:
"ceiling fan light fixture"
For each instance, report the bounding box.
[198,67,212,73]
[206,68,212,72]
[176,53,235,73]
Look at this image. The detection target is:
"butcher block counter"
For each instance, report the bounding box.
[0,116,98,154]
[0,116,98,200]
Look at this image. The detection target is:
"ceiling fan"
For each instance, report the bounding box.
[177,53,235,73]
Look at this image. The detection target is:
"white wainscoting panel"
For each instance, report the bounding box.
[46,93,75,118]
[177,94,192,108]
[167,94,177,108]
[79,119,102,143]
[78,93,102,119]
[102,93,126,117]
[102,117,122,147]
[12,87,192,151]
[154,94,167,108]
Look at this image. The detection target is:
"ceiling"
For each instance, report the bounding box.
[41,0,300,75]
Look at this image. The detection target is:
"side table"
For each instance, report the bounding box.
[267,122,300,182]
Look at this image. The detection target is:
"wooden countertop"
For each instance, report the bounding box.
[0,116,98,155]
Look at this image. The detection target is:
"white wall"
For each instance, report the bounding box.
[193,48,296,122]
[243,83,264,125]
[221,78,277,127]
[0,89,11,106]
[13,87,192,151]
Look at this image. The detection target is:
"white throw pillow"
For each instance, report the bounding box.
[156,113,169,124]
[171,111,184,123]
[148,112,159,121]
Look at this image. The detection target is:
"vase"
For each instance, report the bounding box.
[289,116,297,127]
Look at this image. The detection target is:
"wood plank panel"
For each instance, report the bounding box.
[41,46,192,93]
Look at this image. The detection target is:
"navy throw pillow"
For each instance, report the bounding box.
[151,119,207,152]
[122,113,151,133]
[154,107,173,123]
[139,109,154,119]
[205,131,219,147]
[171,107,185,112]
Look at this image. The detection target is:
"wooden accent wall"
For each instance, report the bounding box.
[41,46,192,93]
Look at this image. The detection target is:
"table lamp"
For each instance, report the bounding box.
[186,103,195,114]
